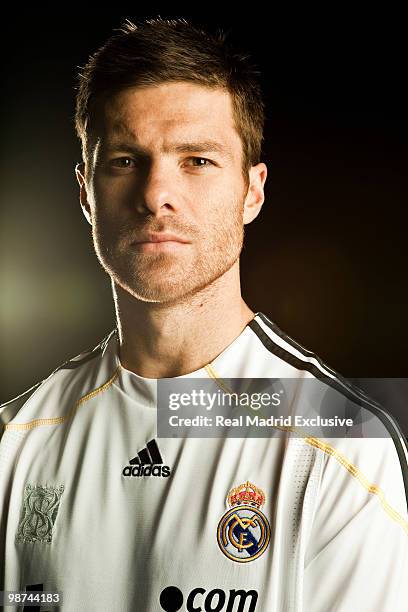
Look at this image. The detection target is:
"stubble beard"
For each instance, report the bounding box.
[92,199,245,305]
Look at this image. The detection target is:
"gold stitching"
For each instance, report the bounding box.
[204,364,408,534]
[4,366,121,431]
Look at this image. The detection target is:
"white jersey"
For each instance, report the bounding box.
[1,312,407,611]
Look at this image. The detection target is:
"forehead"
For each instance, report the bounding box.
[99,82,242,158]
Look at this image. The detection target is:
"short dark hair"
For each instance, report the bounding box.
[75,17,265,185]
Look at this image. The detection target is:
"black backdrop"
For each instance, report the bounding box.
[1,7,407,427]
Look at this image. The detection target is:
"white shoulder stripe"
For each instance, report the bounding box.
[252,312,408,510]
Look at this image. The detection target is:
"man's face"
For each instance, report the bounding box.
[82,82,257,304]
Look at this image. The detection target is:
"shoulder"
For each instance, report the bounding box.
[0,329,119,431]
[251,312,408,514]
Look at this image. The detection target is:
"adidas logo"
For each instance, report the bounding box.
[122,439,171,478]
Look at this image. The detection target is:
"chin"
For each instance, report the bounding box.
[107,252,240,304]
[115,278,196,304]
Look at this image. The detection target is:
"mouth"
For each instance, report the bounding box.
[132,232,190,253]
[135,232,189,244]
[132,240,189,253]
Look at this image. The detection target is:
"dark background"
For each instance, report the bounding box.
[1,6,407,431]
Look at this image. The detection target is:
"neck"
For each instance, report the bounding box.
[112,262,254,378]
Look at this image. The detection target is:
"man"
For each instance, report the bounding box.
[1,17,407,612]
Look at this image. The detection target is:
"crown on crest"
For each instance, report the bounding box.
[227,481,265,509]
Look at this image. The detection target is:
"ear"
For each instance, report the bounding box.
[243,162,268,225]
[75,162,93,226]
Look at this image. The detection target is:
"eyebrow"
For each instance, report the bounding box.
[103,139,233,162]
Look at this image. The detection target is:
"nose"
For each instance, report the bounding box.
[135,160,178,215]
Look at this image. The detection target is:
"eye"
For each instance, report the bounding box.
[110,157,136,168]
[185,157,214,168]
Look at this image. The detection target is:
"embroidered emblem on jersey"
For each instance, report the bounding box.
[16,483,64,544]
[217,481,271,563]
[122,439,171,478]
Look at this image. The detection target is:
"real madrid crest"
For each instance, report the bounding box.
[217,481,271,563]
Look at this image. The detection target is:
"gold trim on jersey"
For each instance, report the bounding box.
[4,358,407,534]
[3,366,121,432]
[204,364,408,535]
[305,436,408,533]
